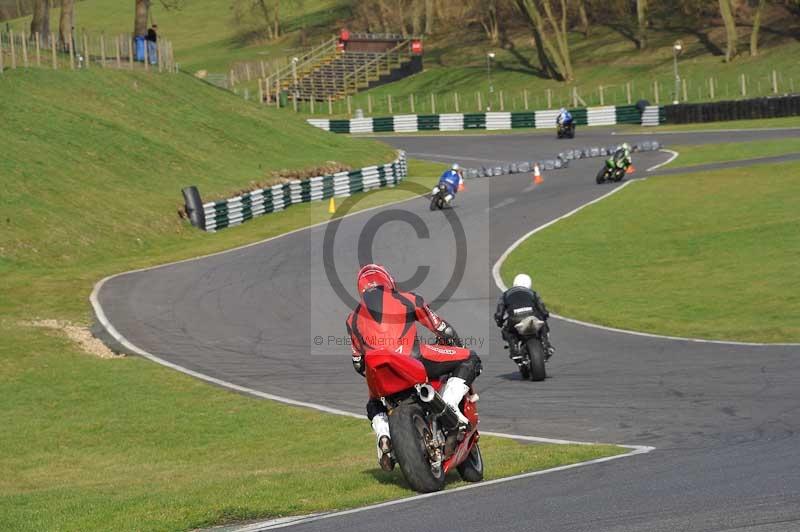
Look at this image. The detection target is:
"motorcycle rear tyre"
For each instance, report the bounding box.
[389,402,446,493]
[526,338,547,381]
[456,442,484,482]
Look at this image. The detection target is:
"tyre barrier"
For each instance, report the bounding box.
[462,141,662,179]
[663,94,800,124]
[307,104,645,134]
[187,152,408,232]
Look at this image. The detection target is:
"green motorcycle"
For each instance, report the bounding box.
[596,150,631,184]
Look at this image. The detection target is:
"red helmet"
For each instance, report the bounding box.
[357,263,396,294]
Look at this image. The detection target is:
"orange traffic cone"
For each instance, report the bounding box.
[626,165,636,174]
[533,164,544,185]
[458,175,466,192]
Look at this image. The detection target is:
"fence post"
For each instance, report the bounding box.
[599,85,604,106]
[98,34,105,67]
[128,35,133,69]
[260,60,266,78]
[772,70,778,94]
[523,89,528,110]
[409,93,415,113]
[572,87,578,107]
[430,93,435,114]
[115,36,121,68]
[477,91,482,112]
[682,78,687,102]
[328,95,333,115]
[367,94,372,114]
[35,32,41,66]
[275,79,280,108]
[499,90,504,111]
[709,77,714,100]
[626,82,631,104]
[347,95,352,116]
[388,94,393,114]
[0,32,4,73]
[454,92,459,113]
[69,35,75,70]
[22,32,29,68]
[310,95,315,114]
[83,33,89,69]
[9,30,16,69]
[653,80,659,104]
[740,73,746,97]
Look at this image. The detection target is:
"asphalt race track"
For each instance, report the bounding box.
[95,127,800,531]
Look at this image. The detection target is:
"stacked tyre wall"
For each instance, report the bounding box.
[200,152,408,232]
[308,95,800,133]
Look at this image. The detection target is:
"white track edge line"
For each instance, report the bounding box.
[236,444,654,531]
[490,166,800,348]
[647,149,679,171]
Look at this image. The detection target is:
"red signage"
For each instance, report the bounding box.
[340,29,351,41]
[411,40,423,55]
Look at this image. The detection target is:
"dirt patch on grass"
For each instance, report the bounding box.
[22,320,123,359]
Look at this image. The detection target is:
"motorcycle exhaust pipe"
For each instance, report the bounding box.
[418,384,461,429]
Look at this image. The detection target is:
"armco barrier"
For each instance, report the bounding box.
[307,95,799,133]
[197,152,407,232]
[308,104,644,134]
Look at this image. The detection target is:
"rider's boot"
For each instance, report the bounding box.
[372,413,395,471]
[543,333,555,360]
[441,377,470,426]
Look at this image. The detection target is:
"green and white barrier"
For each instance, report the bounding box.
[202,152,408,232]
[307,104,646,133]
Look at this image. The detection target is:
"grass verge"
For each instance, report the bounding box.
[667,137,800,168]
[0,321,624,532]
[501,159,800,343]
[1,68,624,530]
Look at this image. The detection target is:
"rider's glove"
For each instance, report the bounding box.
[352,355,365,376]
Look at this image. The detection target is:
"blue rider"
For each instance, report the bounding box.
[435,163,463,204]
[556,107,573,126]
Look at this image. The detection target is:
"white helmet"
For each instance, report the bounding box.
[512,273,532,289]
[451,163,460,171]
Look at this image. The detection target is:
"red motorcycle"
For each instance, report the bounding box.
[364,349,483,493]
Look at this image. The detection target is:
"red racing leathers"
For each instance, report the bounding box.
[346,286,482,419]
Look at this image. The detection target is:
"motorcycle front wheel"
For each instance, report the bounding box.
[429,195,440,211]
[456,441,484,482]
[389,402,446,493]
[526,338,547,381]
[596,167,608,184]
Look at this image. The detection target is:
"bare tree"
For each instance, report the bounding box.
[719,0,739,61]
[575,0,589,37]
[636,0,647,49]
[30,0,50,40]
[59,0,74,49]
[134,0,149,36]
[516,0,574,81]
[749,0,766,56]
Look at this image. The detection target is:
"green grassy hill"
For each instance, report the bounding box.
[0,68,393,319]
[5,0,799,110]
[2,0,347,72]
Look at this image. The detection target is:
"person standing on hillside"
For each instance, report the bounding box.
[146,24,158,65]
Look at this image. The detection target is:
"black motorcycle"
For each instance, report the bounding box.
[429,183,451,210]
[556,120,575,139]
[507,316,548,381]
